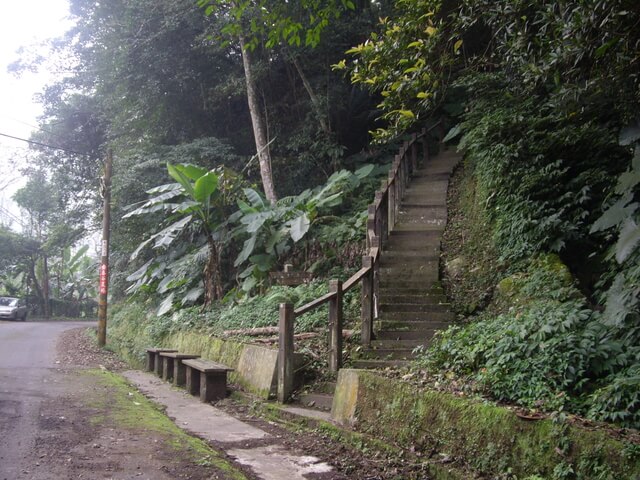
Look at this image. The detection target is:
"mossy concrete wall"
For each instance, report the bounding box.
[332,369,640,479]
[110,324,284,399]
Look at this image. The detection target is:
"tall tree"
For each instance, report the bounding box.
[198,0,357,203]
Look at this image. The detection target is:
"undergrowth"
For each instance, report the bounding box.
[421,254,640,428]
[109,278,361,363]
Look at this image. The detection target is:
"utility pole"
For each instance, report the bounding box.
[97,149,112,346]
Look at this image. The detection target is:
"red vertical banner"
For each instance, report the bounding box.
[99,264,108,295]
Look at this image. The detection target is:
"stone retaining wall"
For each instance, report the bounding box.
[331,369,640,479]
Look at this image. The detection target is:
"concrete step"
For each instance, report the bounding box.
[379,287,444,297]
[395,215,447,228]
[400,200,447,209]
[379,258,440,269]
[350,358,411,370]
[402,189,448,203]
[401,196,448,207]
[375,319,451,330]
[380,251,440,261]
[377,293,448,304]
[411,171,451,181]
[379,282,440,294]
[406,180,449,193]
[297,392,334,411]
[398,206,447,220]
[392,222,445,233]
[376,329,438,341]
[377,311,455,322]
[358,347,415,360]
[371,338,429,349]
[388,229,442,238]
[383,240,441,254]
[379,302,451,313]
[379,273,439,285]
[383,241,441,253]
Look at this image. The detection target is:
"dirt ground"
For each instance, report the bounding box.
[48,327,436,480]
[20,327,246,480]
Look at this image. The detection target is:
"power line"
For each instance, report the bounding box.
[0,131,90,157]
[0,204,26,230]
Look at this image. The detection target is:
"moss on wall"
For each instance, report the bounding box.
[339,370,640,479]
[107,311,281,398]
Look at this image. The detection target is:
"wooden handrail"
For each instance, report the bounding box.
[294,291,337,316]
[343,266,372,293]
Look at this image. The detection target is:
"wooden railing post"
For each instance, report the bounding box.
[388,176,396,230]
[367,205,376,248]
[370,236,380,318]
[361,256,374,346]
[411,133,418,173]
[328,279,343,372]
[278,303,294,403]
[422,128,430,165]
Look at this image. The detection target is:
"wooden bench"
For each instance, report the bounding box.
[182,358,234,402]
[146,348,178,376]
[158,352,200,386]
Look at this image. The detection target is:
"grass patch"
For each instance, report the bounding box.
[83,369,247,480]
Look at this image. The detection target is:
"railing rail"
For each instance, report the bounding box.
[277,121,444,402]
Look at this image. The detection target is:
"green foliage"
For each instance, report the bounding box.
[198,0,355,50]
[421,257,640,429]
[109,279,360,351]
[347,0,640,139]
[457,0,640,121]
[50,245,98,302]
[590,129,640,329]
[344,0,456,140]
[124,162,244,312]
[458,83,626,262]
[231,164,376,292]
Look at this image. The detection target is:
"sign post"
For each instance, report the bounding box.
[97,149,112,347]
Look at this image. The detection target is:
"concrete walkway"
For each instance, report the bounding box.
[123,371,334,480]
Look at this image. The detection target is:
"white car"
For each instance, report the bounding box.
[0,297,28,321]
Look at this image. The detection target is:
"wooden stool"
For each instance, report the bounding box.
[182,359,234,402]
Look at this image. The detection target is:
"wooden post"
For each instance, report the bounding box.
[388,176,396,230]
[278,303,295,403]
[411,134,418,173]
[361,256,374,346]
[370,236,380,318]
[98,149,113,347]
[366,205,376,249]
[422,130,430,165]
[398,157,405,203]
[328,279,343,372]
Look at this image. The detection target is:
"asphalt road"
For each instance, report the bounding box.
[0,319,94,479]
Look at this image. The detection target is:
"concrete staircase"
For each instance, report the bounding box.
[352,149,461,369]
[290,147,461,413]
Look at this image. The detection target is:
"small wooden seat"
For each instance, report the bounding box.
[182,358,234,402]
[159,352,200,385]
[146,348,177,375]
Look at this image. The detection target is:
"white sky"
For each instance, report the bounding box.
[0,1,72,228]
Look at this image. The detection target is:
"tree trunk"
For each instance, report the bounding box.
[203,236,223,306]
[27,259,44,316]
[42,255,50,318]
[291,55,331,135]
[239,35,278,204]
